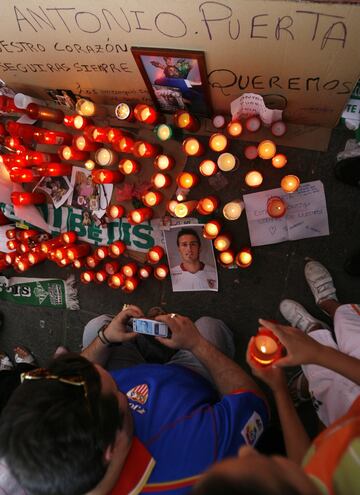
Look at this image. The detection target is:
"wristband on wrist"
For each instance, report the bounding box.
[97,325,113,346]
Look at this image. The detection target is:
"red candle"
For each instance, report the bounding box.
[108,272,126,289]
[196,196,219,215]
[151,172,172,189]
[272,154,287,169]
[122,276,139,293]
[5,252,17,265]
[235,248,253,268]
[121,262,137,278]
[267,197,287,218]
[107,128,123,144]
[134,104,159,125]
[67,243,91,260]
[6,239,20,251]
[199,159,218,177]
[174,110,200,132]
[209,133,228,152]
[94,246,109,260]
[92,169,124,184]
[203,220,222,239]
[218,249,235,267]
[153,154,175,171]
[19,242,30,254]
[133,141,161,158]
[61,231,77,244]
[4,136,24,150]
[147,246,164,264]
[258,140,276,160]
[16,257,31,272]
[28,251,47,265]
[59,146,89,162]
[182,138,204,157]
[11,192,46,206]
[76,99,107,117]
[280,175,300,193]
[86,255,101,269]
[91,127,111,143]
[127,208,153,225]
[0,95,24,114]
[177,172,199,189]
[6,228,17,239]
[166,200,179,216]
[154,264,169,280]
[249,328,283,366]
[117,136,134,153]
[25,150,60,165]
[106,205,125,220]
[213,233,232,252]
[105,260,120,275]
[63,114,91,130]
[271,121,287,137]
[10,169,38,183]
[244,145,258,160]
[109,241,126,258]
[245,116,261,132]
[73,258,86,269]
[95,269,108,284]
[55,245,71,260]
[118,158,140,175]
[25,103,64,123]
[40,237,63,254]
[80,271,95,284]
[139,265,152,279]
[73,135,99,152]
[227,121,243,137]
[142,191,163,207]
[37,163,72,177]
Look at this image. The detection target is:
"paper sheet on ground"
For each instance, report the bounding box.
[243,181,329,246]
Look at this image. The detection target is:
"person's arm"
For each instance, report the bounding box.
[156,314,266,399]
[246,338,311,463]
[260,319,360,386]
[81,305,143,366]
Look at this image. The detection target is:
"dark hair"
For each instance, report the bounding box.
[0,354,124,495]
[176,228,201,246]
[192,473,303,495]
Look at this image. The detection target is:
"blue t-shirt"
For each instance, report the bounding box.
[111,364,268,494]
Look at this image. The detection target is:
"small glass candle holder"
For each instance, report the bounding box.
[147,246,165,264]
[115,102,134,121]
[109,241,126,258]
[258,140,276,160]
[218,249,235,267]
[154,264,169,280]
[95,148,119,167]
[199,159,218,177]
[280,175,300,193]
[153,154,175,171]
[212,115,226,129]
[272,154,287,169]
[196,196,219,215]
[217,152,238,172]
[203,220,222,239]
[213,233,231,252]
[249,328,283,366]
[151,172,172,189]
[174,201,198,218]
[139,265,153,279]
[209,133,228,152]
[244,145,258,160]
[174,110,200,132]
[245,116,261,132]
[177,172,199,189]
[271,121,287,137]
[142,191,163,207]
[154,124,174,141]
[222,200,244,221]
[119,158,140,175]
[182,137,204,157]
[245,170,263,188]
[235,248,253,268]
[227,121,243,137]
[267,197,287,218]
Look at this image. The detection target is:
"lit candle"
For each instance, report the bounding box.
[166,200,179,216]
[5,252,17,265]
[133,141,161,158]
[118,158,140,175]
[115,102,134,121]
[6,239,20,251]
[91,127,111,143]
[227,121,243,137]
[154,264,169,280]
[94,246,109,260]
[244,145,258,160]
[197,196,219,215]
[139,265,152,279]
[271,121,287,137]
[80,270,95,284]
[105,260,120,275]
[95,269,108,284]
[174,201,198,218]
[95,148,119,167]
[16,257,31,272]
[266,196,286,218]
[209,133,228,152]
[177,172,199,189]
[63,114,91,130]
[151,172,172,189]
[142,191,163,207]
[61,231,77,244]
[6,229,17,239]
[108,272,125,289]
[213,233,231,252]
[59,146,89,162]
[55,245,71,260]
[127,208,153,225]
[73,258,86,269]
[109,241,126,258]
[5,136,24,150]
[11,192,46,206]
[245,116,261,132]
[67,243,91,260]
[92,169,124,184]
[175,187,189,202]
[122,276,139,293]
[86,255,101,269]
[182,137,204,157]
[258,140,276,160]
[40,237,63,254]
[76,98,107,117]
[134,104,158,124]
[272,154,287,169]
[107,128,123,144]
[218,249,235,267]
[174,110,200,132]
[217,152,238,172]
[85,159,96,171]
[222,199,244,220]
[73,135,99,152]
[235,248,253,268]
[57,257,73,268]
[25,103,64,124]
[154,124,173,141]
[199,159,218,177]
[37,129,72,146]
[121,262,137,278]
[106,205,125,220]
[117,136,134,154]
[153,154,175,171]
[147,246,165,264]
[19,229,40,241]
[19,242,30,254]
[10,169,38,183]
[212,115,226,129]
[245,170,263,187]
[37,163,72,177]
[250,328,283,366]
[280,175,300,193]
[28,251,47,265]
[203,220,222,239]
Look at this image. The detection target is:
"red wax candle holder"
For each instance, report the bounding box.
[203,220,222,240]
[218,249,235,267]
[122,276,139,293]
[116,136,134,153]
[134,104,159,125]
[249,328,284,366]
[10,169,38,183]
[245,116,261,133]
[106,205,125,220]
[91,127,112,143]
[147,246,165,264]
[104,261,120,275]
[58,146,89,162]
[40,238,63,254]
[176,172,199,189]
[25,151,60,165]
[63,114,91,130]
[142,191,163,208]
[86,255,101,269]
[213,233,232,252]
[73,135,99,152]
[227,121,243,137]
[133,141,161,158]
[25,103,64,124]
[37,163,72,177]
[139,265,153,279]
[154,264,169,280]
[11,192,46,206]
[118,158,140,175]
[94,246,109,260]
[28,252,47,265]
[235,248,253,268]
[208,133,228,152]
[80,271,95,284]
[153,154,175,171]
[92,170,124,184]
[6,229,17,240]
[108,272,126,289]
[267,197,287,218]
[127,208,153,225]
[182,137,204,157]
[73,258,86,269]
[67,243,91,260]
[121,262,137,278]
[196,196,219,215]
[151,172,172,189]
[109,241,126,258]
[199,159,218,177]
[95,270,108,284]
[174,110,200,132]
[61,231,77,244]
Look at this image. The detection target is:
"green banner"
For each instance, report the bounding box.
[0,275,79,310]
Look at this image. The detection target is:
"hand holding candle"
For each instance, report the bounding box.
[249,328,283,366]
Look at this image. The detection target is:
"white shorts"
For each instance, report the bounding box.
[302,304,360,426]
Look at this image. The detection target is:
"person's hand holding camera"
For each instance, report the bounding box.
[155,313,202,350]
[104,305,144,344]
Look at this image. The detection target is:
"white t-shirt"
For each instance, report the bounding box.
[171,262,217,291]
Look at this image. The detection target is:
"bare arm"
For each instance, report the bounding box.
[156,314,266,399]
[316,345,360,386]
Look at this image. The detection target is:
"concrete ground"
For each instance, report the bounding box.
[0,124,359,444]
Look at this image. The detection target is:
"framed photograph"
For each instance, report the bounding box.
[164,224,218,292]
[131,47,212,116]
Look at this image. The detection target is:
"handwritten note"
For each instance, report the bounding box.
[243,180,329,246]
[230,93,283,124]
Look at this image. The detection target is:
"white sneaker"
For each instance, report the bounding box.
[304,261,338,305]
[279,299,330,333]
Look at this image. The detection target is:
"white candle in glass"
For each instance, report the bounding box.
[223,200,244,220]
